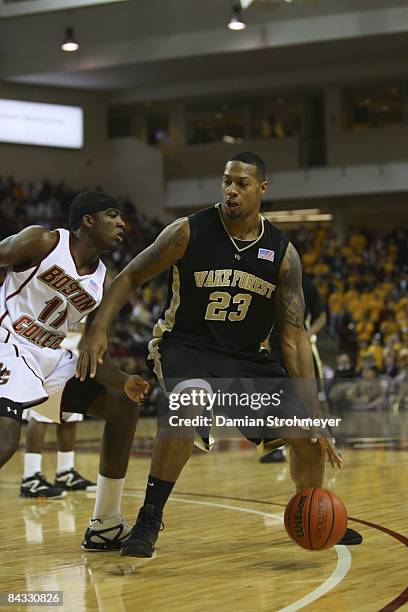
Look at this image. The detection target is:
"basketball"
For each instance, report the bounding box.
[284,488,347,550]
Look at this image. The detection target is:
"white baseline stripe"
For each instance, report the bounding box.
[121,490,351,610]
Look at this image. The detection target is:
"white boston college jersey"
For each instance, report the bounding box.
[0,228,106,383]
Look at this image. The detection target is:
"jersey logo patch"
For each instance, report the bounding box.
[258,248,275,262]
[0,363,11,385]
[87,279,99,297]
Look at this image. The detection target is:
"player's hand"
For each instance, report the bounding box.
[76,325,108,381]
[124,375,150,405]
[311,431,343,469]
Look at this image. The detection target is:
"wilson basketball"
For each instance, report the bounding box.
[284,488,347,550]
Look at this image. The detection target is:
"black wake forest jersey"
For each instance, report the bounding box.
[152,204,289,358]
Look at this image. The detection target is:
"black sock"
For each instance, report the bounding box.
[143,474,175,513]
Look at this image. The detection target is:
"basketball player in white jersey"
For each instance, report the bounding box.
[0,191,149,550]
[21,321,96,499]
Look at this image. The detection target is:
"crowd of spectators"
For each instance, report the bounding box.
[0,176,406,416]
[291,225,407,415]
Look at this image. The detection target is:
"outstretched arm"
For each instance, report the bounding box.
[77,217,190,379]
[0,226,58,269]
[277,242,343,468]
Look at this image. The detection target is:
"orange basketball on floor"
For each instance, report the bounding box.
[284,487,347,550]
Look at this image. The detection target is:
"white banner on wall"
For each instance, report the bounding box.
[0,99,84,149]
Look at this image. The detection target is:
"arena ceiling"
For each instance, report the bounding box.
[1,0,408,98]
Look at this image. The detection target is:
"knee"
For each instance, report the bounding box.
[0,441,18,467]
[159,386,208,438]
[0,419,21,468]
[109,389,140,424]
[88,387,140,425]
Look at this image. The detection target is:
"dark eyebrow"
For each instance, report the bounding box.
[223,173,251,181]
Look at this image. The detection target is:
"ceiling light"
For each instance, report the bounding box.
[228,4,246,31]
[61,27,79,52]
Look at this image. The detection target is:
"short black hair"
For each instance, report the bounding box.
[227,151,266,181]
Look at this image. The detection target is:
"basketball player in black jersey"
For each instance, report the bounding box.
[79,152,362,556]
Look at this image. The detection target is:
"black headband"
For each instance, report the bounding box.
[69,191,121,230]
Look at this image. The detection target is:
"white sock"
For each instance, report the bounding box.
[56,451,75,474]
[92,474,125,525]
[24,453,42,478]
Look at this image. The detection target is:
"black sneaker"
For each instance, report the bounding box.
[20,472,66,499]
[259,448,286,463]
[82,515,131,552]
[338,527,363,545]
[55,469,96,491]
[120,504,163,558]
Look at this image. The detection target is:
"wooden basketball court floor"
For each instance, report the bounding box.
[0,424,407,612]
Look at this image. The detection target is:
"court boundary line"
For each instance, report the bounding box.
[159,489,408,611]
[122,490,351,611]
[1,480,405,609]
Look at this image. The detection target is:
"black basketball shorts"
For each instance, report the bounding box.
[59,376,105,417]
[149,341,310,449]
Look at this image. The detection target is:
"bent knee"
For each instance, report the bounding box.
[0,418,21,467]
[89,388,140,423]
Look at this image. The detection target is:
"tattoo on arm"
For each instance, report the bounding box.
[278,243,305,329]
[127,218,189,285]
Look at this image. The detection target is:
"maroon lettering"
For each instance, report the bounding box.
[69,293,95,312]
[49,336,64,349]
[37,266,96,314]
[26,327,49,344]
[49,306,68,329]
[38,297,63,323]
[12,315,64,349]
[59,280,81,297]
[13,315,33,334]
[42,333,58,348]
[38,265,64,285]
[21,323,42,339]
[51,274,74,291]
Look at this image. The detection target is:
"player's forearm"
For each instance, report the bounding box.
[281,330,321,415]
[94,353,128,391]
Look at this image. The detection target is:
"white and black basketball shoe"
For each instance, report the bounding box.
[82,515,131,552]
[54,469,97,492]
[20,472,66,499]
